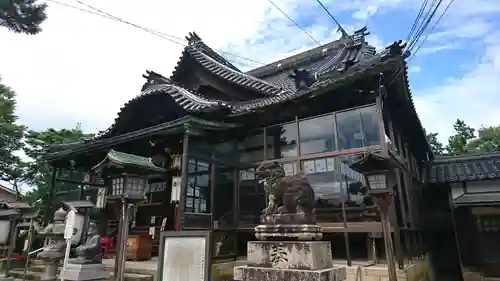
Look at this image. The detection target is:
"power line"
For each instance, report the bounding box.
[406,0,442,53]
[265,0,321,45]
[390,0,455,85]
[72,0,266,66]
[405,0,429,45]
[409,0,455,60]
[314,0,355,44]
[46,0,265,66]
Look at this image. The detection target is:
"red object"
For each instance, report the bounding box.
[10,255,24,261]
[101,236,114,258]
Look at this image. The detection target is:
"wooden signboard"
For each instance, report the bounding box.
[157,231,211,281]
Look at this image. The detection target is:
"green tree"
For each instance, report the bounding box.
[0,0,47,35]
[469,125,500,153]
[0,77,26,197]
[425,132,445,156]
[446,119,476,155]
[23,128,94,218]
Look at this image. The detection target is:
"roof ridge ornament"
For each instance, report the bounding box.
[289,68,317,90]
[185,31,202,46]
[141,70,174,91]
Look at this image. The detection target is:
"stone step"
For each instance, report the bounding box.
[9,269,154,281]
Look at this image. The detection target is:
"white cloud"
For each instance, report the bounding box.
[0,0,499,150]
[414,37,500,144]
[408,65,421,73]
[352,5,379,20]
[408,0,500,143]
[0,0,363,133]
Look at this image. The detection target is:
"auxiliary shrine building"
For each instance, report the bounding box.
[41,28,500,280]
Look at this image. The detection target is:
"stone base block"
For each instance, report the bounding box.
[247,241,333,270]
[234,265,347,281]
[255,223,322,241]
[60,263,109,281]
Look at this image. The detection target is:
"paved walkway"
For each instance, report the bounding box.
[103,258,158,273]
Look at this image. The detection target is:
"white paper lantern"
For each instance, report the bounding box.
[171,176,182,202]
[0,220,11,244]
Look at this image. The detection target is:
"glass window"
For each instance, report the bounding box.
[185,159,211,214]
[331,154,372,207]
[266,122,298,159]
[335,105,380,150]
[302,158,344,207]
[299,114,336,155]
[237,129,264,163]
[213,162,235,224]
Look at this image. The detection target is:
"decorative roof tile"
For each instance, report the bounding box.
[186,47,287,96]
[92,149,165,172]
[428,152,500,183]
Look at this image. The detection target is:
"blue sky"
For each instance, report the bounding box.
[0,0,499,150]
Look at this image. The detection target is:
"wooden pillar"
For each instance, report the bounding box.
[232,168,240,256]
[178,123,191,230]
[340,175,351,266]
[405,230,414,263]
[394,168,408,226]
[43,167,58,226]
[376,96,387,152]
[390,203,404,269]
[375,194,397,281]
[210,150,216,229]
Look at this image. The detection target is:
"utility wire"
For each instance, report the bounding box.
[47,0,265,67]
[72,0,265,66]
[409,0,455,60]
[406,0,434,49]
[404,0,429,45]
[265,0,321,45]
[406,0,441,53]
[390,0,455,85]
[314,0,355,44]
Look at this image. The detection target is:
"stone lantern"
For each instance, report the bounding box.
[350,151,400,281]
[91,150,165,281]
[0,201,33,278]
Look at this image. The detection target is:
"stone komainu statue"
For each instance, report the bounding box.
[255,161,315,217]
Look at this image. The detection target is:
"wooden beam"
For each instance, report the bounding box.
[178,131,189,230]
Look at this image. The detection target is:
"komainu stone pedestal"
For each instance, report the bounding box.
[60,264,109,281]
[234,241,347,281]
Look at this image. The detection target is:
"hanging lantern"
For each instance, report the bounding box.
[171,176,182,202]
[96,187,107,209]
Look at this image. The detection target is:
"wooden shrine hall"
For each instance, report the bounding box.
[40,28,431,268]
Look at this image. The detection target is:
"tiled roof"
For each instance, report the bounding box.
[172,28,377,99]
[248,28,376,86]
[453,193,500,206]
[90,28,408,140]
[428,152,500,183]
[187,46,288,96]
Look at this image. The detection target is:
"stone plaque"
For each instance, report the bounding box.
[158,231,211,281]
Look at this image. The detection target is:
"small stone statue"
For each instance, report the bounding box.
[70,222,102,264]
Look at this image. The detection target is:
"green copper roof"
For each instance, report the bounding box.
[92,150,165,172]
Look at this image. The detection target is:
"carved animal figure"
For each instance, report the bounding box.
[255,162,316,216]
